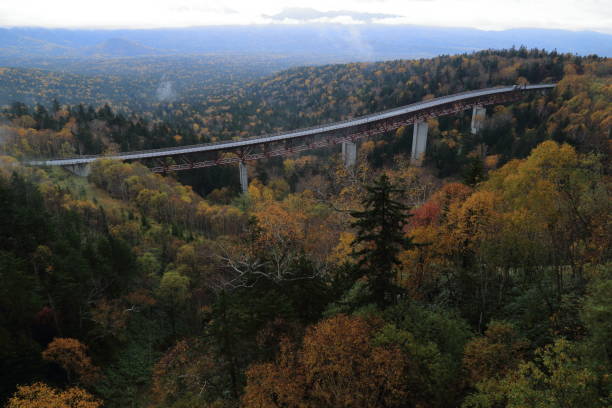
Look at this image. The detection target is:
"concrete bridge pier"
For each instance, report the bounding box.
[63,163,91,177]
[411,121,428,166]
[239,161,248,193]
[471,105,486,134]
[342,141,357,167]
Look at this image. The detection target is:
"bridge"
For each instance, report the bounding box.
[29,84,555,192]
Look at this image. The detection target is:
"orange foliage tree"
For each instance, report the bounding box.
[242,314,408,408]
[42,338,101,386]
[462,321,529,386]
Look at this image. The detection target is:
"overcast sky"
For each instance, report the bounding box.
[1,0,610,34]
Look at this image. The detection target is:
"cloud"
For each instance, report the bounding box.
[155,77,177,102]
[350,0,434,2]
[265,7,401,23]
[169,4,238,14]
[0,1,609,34]
[342,25,374,58]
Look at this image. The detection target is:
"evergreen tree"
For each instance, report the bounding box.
[350,174,416,307]
[462,156,485,186]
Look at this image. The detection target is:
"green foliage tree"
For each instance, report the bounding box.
[463,339,610,408]
[581,263,612,368]
[380,301,474,407]
[156,270,190,337]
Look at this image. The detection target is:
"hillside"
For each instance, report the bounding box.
[0,54,308,109]
[82,38,161,57]
[5,49,608,184]
[0,49,610,408]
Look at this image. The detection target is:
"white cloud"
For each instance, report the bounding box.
[0,0,610,33]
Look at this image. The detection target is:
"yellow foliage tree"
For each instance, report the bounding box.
[6,382,102,408]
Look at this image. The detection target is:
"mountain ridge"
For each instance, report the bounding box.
[1,25,610,59]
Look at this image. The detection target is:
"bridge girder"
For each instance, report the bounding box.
[146,90,523,173]
[29,86,555,176]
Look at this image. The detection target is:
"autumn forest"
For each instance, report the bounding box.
[0,47,610,408]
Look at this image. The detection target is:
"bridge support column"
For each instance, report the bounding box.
[411,121,428,166]
[471,105,486,134]
[63,163,91,177]
[239,161,248,193]
[342,141,357,167]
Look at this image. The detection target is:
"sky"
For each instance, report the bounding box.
[0,0,610,34]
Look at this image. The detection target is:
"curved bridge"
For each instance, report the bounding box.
[29,84,555,190]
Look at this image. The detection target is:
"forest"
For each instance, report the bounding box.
[0,48,610,407]
[0,54,307,110]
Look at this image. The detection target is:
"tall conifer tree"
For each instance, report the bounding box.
[350,174,415,307]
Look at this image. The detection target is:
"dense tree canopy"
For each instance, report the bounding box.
[0,48,610,407]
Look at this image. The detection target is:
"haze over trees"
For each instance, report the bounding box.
[0,48,610,407]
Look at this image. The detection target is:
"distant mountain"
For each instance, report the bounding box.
[0,25,610,61]
[0,29,73,56]
[82,38,163,57]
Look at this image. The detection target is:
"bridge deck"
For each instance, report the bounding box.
[30,84,555,166]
